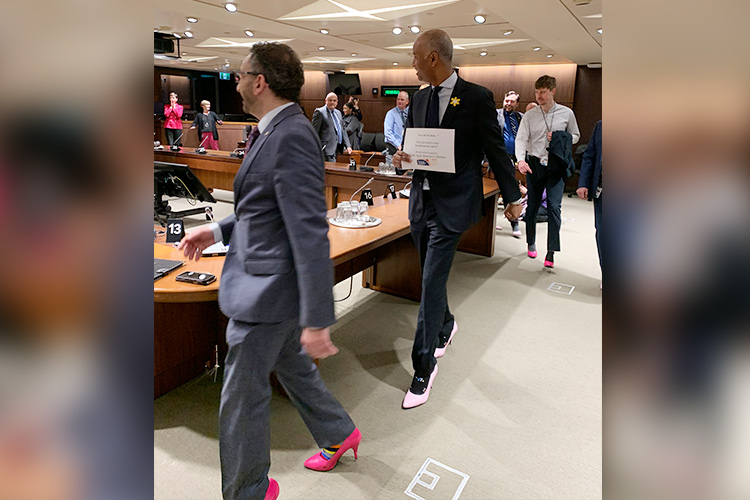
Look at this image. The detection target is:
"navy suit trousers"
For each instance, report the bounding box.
[409,192,462,376]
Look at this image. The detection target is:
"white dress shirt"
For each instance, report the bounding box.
[515,102,580,164]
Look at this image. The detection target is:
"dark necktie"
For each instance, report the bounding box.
[426,86,442,128]
[245,125,260,153]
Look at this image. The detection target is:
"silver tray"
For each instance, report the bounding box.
[328,216,382,228]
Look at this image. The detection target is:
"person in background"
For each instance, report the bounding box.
[190,100,223,150]
[178,42,360,500]
[392,29,522,409]
[342,101,361,150]
[347,96,363,121]
[525,101,538,113]
[516,75,580,269]
[497,90,524,237]
[311,93,352,162]
[164,92,184,147]
[577,120,602,287]
[383,91,409,155]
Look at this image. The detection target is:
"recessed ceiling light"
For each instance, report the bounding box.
[318,46,326,51]
[393,62,398,66]
[186,17,198,23]
[546,54,553,58]
[320,29,329,35]
[224,2,237,13]
[183,31,194,38]
[351,53,357,56]
[392,27,402,35]
[480,51,488,56]
[244,30,254,37]
[503,30,514,35]
[597,28,602,34]
[532,46,542,51]
[224,62,231,67]
[410,26,421,34]
[182,52,187,55]
[474,15,486,24]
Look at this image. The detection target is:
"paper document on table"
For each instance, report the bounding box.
[402,128,455,173]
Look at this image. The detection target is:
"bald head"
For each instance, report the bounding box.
[412,29,455,86]
[416,29,453,65]
[325,92,338,110]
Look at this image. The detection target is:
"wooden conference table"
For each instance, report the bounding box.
[154,149,502,397]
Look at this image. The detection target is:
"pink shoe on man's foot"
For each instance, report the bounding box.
[434,321,458,358]
[264,478,279,500]
[303,428,362,472]
[528,250,537,258]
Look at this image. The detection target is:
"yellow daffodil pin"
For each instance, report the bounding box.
[450,97,460,107]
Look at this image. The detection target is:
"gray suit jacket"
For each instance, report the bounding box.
[217,103,335,329]
[311,105,351,157]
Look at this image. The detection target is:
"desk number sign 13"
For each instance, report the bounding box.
[166,218,185,243]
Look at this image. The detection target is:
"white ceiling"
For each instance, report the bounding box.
[154,0,602,71]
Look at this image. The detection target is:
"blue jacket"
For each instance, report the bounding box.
[578,120,602,197]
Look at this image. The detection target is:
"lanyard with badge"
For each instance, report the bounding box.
[540,104,556,166]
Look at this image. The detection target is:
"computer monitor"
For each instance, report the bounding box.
[154,161,216,223]
[328,73,361,96]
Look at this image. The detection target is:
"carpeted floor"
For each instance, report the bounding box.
[155,191,602,500]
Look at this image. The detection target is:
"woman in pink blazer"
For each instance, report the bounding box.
[164,92,184,147]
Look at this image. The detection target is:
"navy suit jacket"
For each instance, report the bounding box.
[578,120,602,197]
[311,105,351,158]
[217,103,335,329]
[405,76,522,234]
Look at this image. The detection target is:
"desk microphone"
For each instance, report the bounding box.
[361,151,377,172]
[195,134,210,154]
[399,181,412,199]
[170,132,184,151]
[349,177,374,204]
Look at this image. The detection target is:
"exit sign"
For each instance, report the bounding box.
[219,72,231,80]
[380,85,422,98]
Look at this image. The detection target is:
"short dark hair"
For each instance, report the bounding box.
[343,101,354,111]
[248,42,305,102]
[534,75,556,90]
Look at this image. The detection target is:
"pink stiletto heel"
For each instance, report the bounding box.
[304,428,362,472]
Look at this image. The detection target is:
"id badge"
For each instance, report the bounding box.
[540,157,548,166]
[595,186,602,198]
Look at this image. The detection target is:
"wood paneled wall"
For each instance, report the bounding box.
[572,66,602,147]
[155,63,600,141]
[298,64,580,134]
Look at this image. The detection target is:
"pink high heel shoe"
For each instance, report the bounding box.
[544,259,554,268]
[304,428,361,472]
[264,478,279,500]
[434,321,458,358]
[528,250,537,258]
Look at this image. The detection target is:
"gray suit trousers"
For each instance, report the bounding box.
[220,318,355,500]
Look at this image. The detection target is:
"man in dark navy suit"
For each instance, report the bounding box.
[577,120,602,283]
[393,29,522,409]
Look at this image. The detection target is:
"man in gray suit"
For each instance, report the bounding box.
[311,92,352,161]
[178,42,360,500]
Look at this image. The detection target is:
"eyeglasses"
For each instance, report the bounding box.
[233,71,262,82]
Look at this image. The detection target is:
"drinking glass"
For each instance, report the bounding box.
[342,201,353,222]
[359,202,369,222]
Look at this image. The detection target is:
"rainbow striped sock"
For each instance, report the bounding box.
[320,445,341,460]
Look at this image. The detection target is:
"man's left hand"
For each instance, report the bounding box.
[345,147,352,155]
[300,327,339,359]
[504,203,523,221]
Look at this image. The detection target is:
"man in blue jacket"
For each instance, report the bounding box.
[577,120,602,282]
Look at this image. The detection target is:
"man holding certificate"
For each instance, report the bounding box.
[393,29,523,409]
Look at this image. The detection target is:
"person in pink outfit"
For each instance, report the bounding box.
[163,92,184,147]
